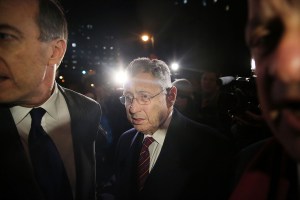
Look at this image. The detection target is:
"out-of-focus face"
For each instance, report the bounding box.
[201,72,219,95]
[123,72,175,135]
[0,0,65,107]
[247,0,300,161]
[174,95,189,112]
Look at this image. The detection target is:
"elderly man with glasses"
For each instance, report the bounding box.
[106,57,236,200]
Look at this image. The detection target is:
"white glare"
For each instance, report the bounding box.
[141,35,150,42]
[171,62,179,71]
[113,69,128,86]
[251,58,256,71]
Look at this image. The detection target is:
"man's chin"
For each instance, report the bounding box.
[272,109,300,131]
[283,143,300,162]
[134,126,153,135]
[133,125,145,132]
[275,130,300,162]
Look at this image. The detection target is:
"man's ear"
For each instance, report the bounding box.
[48,39,67,68]
[167,86,177,106]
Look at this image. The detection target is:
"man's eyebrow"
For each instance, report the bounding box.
[0,24,23,35]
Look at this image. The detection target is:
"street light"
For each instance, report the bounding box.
[141,34,150,42]
[140,33,156,59]
[140,33,154,49]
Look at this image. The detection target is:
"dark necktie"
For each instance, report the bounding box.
[28,108,73,200]
[138,137,155,191]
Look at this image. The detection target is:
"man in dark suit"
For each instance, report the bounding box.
[110,58,236,200]
[229,0,300,199]
[0,0,105,199]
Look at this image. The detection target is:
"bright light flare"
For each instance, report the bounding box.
[113,69,128,87]
[141,34,150,42]
[171,62,179,71]
[251,58,256,71]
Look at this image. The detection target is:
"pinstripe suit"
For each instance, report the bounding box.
[112,109,236,200]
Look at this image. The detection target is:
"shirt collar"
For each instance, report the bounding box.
[42,83,59,119]
[10,83,60,124]
[144,110,173,145]
[10,106,31,125]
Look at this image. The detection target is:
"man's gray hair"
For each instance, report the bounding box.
[126,57,172,89]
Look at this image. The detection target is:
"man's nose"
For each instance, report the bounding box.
[272,31,300,82]
[129,98,140,113]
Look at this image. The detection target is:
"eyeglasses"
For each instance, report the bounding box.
[120,89,165,106]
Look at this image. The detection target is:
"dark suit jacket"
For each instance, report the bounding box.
[112,109,236,200]
[0,85,104,200]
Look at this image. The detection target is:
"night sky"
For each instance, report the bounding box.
[60,0,251,77]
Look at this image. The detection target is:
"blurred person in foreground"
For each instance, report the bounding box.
[229,0,300,199]
[0,0,106,199]
[109,57,235,200]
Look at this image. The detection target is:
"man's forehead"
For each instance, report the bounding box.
[124,78,161,88]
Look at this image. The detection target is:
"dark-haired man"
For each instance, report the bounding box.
[0,0,105,199]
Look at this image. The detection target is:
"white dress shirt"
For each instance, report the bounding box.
[10,83,76,197]
[144,110,173,172]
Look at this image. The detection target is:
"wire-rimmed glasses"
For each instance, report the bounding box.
[120,89,165,106]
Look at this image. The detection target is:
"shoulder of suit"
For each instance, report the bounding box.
[58,85,102,118]
[59,85,99,104]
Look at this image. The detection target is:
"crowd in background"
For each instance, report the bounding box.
[62,67,273,199]
[66,69,272,156]
[51,69,269,197]
[3,0,300,199]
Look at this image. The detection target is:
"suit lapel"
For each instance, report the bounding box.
[0,106,43,198]
[141,110,189,198]
[0,106,32,173]
[150,110,185,174]
[121,131,143,196]
[58,85,96,199]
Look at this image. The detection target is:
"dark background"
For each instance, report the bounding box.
[59,0,250,87]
